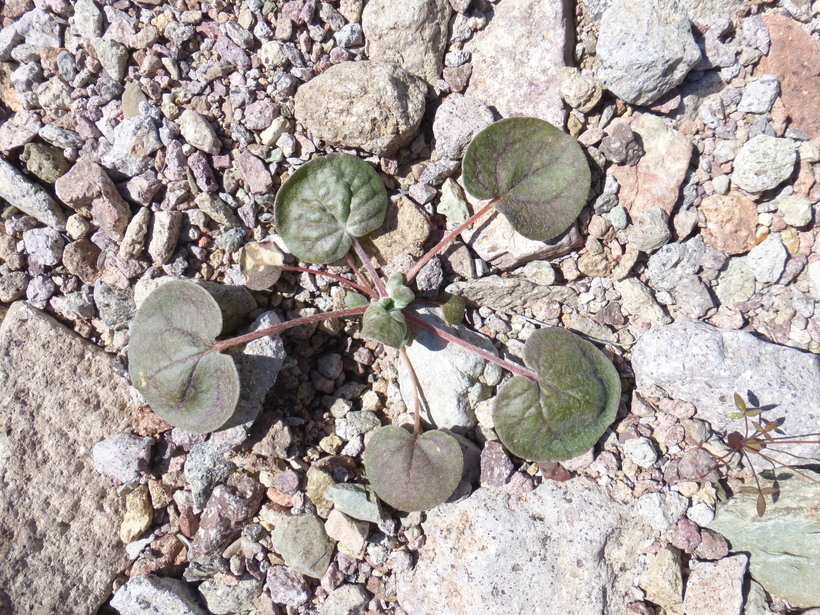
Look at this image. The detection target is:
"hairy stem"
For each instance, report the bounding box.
[352,236,387,298]
[404,311,539,381]
[212,306,368,352]
[400,346,423,437]
[344,253,377,298]
[405,198,498,283]
[281,265,375,297]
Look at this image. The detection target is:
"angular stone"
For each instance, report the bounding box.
[639,546,683,615]
[632,321,820,468]
[464,0,569,126]
[609,113,692,217]
[360,194,431,267]
[433,95,495,160]
[362,0,451,86]
[708,470,820,609]
[111,575,207,615]
[101,115,162,178]
[295,61,426,156]
[324,483,386,524]
[757,15,820,140]
[319,584,371,615]
[235,149,273,194]
[324,509,369,558]
[198,576,264,615]
[266,565,311,606]
[0,158,66,230]
[397,482,687,614]
[446,276,578,311]
[92,433,153,484]
[91,37,128,81]
[732,135,796,193]
[271,512,335,578]
[683,555,747,615]
[195,192,242,228]
[745,235,787,285]
[596,0,701,106]
[178,109,221,155]
[699,192,757,255]
[0,302,133,615]
[147,210,181,265]
[615,278,671,325]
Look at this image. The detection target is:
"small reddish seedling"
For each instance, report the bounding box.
[695,393,820,517]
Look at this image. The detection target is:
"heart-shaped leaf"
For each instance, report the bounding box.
[462,117,591,241]
[274,153,387,264]
[364,426,463,512]
[128,280,239,433]
[239,240,284,290]
[493,327,620,462]
[361,302,407,349]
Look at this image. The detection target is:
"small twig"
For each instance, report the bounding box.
[403,311,539,382]
[280,265,375,297]
[400,346,424,437]
[352,236,387,298]
[344,253,376,298]
[212,305,368,352]
[405,198,498,283]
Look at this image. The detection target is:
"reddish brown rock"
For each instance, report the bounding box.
[130,404,173,437]
[235,149,273,194]
[129,533,187,577]
[62,238,102,285]
[609,114,692,216]
[699,192,758,255]
[757,16,820,142]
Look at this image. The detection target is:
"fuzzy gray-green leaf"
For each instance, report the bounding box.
[274,153,387,264]
[462,117,590,241]
[493,327,620,462]
[361,302,407,348]
[128,280,239,433]
[364,426,463,512]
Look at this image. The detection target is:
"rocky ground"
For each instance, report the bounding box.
[0,0,819,614]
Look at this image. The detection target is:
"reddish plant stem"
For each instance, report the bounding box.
[405,198,498,283]
[280,265,374,297]
[400,346,424,437]
[352,236,387,298]
[212,306,368,352]
[404,311,539,382]
[344,253,377,298]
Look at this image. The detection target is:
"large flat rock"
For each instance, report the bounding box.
[0,302,133,614]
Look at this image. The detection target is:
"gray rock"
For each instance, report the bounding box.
[223,21,254,49]
[632,320,820,468]
[432,95,495,159]
[271,512,335,578]
[147,210,182,266]
[120,207,152,259]
[0,158,66,230]
[334,22,364,47]
[362,0,451,86]
[397,482,687,614]
[93,281,135,330]
[294,61,426,156]
[708,470,820,608]
[715,258,756,306]
[319,584,371,615]
[584,0,746,22]
[178,109,221,155]
[744,235,787,285]
[398,309,501,429]
[0,302,133,615]
[50,291,95,320]
[464,0,569,126]
[646,238,705,292]
[596,0,701,106]
[91,37,128,81]
[461,215,582,271]
[111,574,208,615]
[622,436,658,468]
[446,276,578,311]
[671,274,715,319]
[776,194,813,228]
[73,0,103,39]
[101,116,162,178]
[194,192,242,228]
[738,74,779,114]
[627,207,671,253]
[732,135,796,193]
[22,226,64,266]
[683,555,748,615]
[39,124,83,150]
[198,576,263,615]
[324,483,386,523]
[335,410,380,440]
[0,111,42,151]
[0,25,22,61]
[614,278,671,325]
[185,441,236,510]
[266,565,311,606]
[92,433,154,484]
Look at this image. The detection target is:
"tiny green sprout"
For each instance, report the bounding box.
[128,117,618,512]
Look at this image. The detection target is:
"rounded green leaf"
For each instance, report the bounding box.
[128,280,240,433]
[364,426,463,512]
[493,327,620,462]
[274,153,387,264]
[361,302,407,349]
[462,117,591,241]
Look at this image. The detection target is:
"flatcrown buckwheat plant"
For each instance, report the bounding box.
[128,117,622,511]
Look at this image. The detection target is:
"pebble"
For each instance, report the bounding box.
[185,441,236,510]
[91,37,128,82]
[614,278,671,325]
[324,483,386,524]
[198,576,263,615]
[101,116,163,178]
[235,150,273,194]
[271,512,334,578]
[738,74,780,114]
[699,193,758,255]
[266,565,311,606]
[319,584,371,615]
[432,95,495,159]
[745,235,787,285]
[480,441,514,487]
[120,484,153,543]
[178,109,221,155]
[732,135,796,193]
[627,207,671,253]
[777,194,812,228]
[0,158,66,231]
[147,210,182,265]
[639,546,683,615]
[622,437,657,468]
[22,227,64,266]
[325,509,369,558]
[93,281,135,330]
[111,574,208,615]
[683,555,748,615]
[92,433,153,484]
